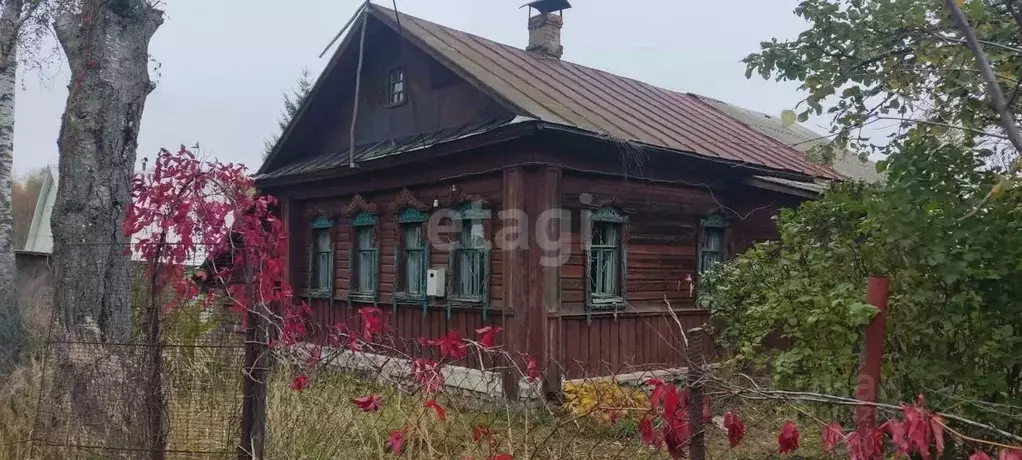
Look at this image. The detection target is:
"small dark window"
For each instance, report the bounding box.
[388,67,406,105]
[699,215,728,273]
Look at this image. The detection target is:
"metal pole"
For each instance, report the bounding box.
[855,276,889,432]
[686,327,706,460]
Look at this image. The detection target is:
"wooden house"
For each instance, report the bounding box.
[256,1,842,394]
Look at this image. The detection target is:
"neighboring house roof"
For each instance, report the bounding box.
[694,95,882,183]
[260,4,841,182]
[21,166,202,266]
[23,166,57,254]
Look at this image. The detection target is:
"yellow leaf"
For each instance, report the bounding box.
[781,109,797,127]
[992,181,1005,198]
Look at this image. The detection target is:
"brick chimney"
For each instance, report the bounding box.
[523,0,571,59]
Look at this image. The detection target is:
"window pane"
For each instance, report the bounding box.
[358,227,374,248]
[315,229,330,252]
[702,251,723,272]
[463,220,485,248]
[406,226,422,248]
[703,228,723,251]
[459,249,483,297]
[316,251,330,289]
[406,250,423,294]
[603,250,617,295]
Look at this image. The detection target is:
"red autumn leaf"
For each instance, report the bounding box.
[352,394,384,413]
[1000,449,1022,460]
[359,307,384,341]
[970,451,992,460]
[663,417,690,459]
[723,411,745,448]
[846,429,883,460]
[472,425,491,442]
[412,359,445,394]
[821,422,843,452]
[424,399,446,421]
[904,401,933,459]
[438,330,467,359]
[701,395,712,424]
[777,421,800,454]
[487,455,513,460]
[290,374,310,392]
[881,418,911,456]
[639,415,661,448]
[527,355,539,382]
[387,430,404,456]
[475,326,503,348]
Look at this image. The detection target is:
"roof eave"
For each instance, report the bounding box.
[534,121,827,183]
[255,119,540,189]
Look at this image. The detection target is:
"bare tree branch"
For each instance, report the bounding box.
[946,0,1022,155]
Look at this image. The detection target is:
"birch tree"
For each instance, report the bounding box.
[0,0,50,373]
[52,0,162,340]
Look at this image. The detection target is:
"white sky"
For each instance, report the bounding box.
[13,0,818,177]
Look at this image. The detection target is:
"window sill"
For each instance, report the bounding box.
[307,289,333,300]
[393,293,427,305]
[587,296,625,310]
[349,293,378,303]
[449,296,484,306]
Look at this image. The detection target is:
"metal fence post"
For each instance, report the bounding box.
[855,276,889,433]
[686,327,706,460]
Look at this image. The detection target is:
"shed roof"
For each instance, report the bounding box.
[364,4,841,180]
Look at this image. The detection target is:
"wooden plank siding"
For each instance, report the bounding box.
[552,172,790,378]
[292,174,507,370]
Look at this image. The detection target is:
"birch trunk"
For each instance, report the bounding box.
[52,0,162,341]
[0,0,25,374]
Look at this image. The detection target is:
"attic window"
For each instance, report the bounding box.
[388,67,406,105]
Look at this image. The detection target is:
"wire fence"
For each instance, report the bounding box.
[13,242,1020,460]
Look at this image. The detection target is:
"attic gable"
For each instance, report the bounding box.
[259,7,514,177]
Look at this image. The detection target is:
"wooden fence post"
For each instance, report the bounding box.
[687,327,706,460]
[855,276,889,433]
[238,251,269,460]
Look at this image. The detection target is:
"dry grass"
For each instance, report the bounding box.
[0,352,840,460]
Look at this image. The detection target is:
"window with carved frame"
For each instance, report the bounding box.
[450,203,490,303]
[586,207,627,310]
[350,211,379,300]
[699,214,728,273]
[395,208,429,301]
[308,215,334,298]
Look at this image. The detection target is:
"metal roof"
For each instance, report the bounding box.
[257,117,517,180]
[367,4,841,180]
[693,95,881,183]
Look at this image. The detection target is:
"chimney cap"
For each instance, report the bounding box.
[521,0,572,14]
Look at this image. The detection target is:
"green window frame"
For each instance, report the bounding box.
[449,203,490,308]
[350,211,380,302]
[308,215,334,299]
[586,207,627,310]
[699,214,728,273]
[394,208,430,303]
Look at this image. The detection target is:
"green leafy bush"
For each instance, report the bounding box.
[704,132,1022,432]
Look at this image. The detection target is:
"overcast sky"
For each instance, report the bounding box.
[13,0,815,177]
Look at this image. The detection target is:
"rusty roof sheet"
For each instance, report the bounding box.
[369,5,840,180]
